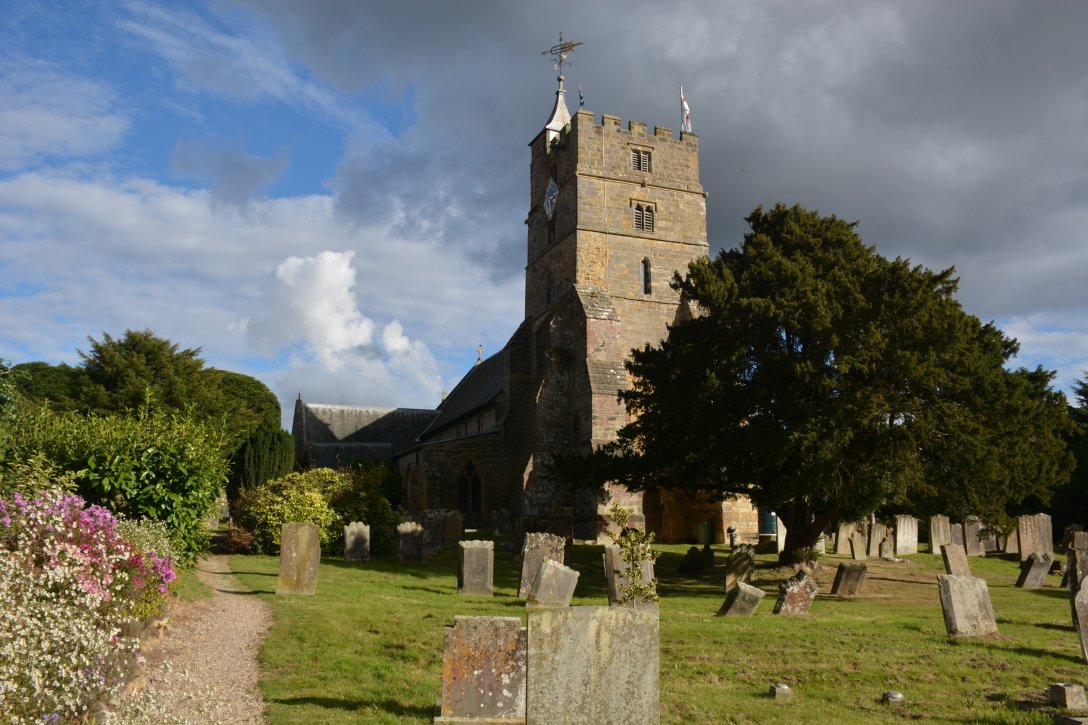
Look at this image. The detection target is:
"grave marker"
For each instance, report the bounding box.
[773,570,818,615]
[929,515,952,554]
[950,522,965,548]
[276,522,320,596]
[830,563,867,596]
[435,616,526,723]
[603,545,654,607]
[879,537,896,561]
[458,540,494,597]
[343,521,370,562]
[937,574,997,637]
[1016,513,1053,562]
[527,559,580,608]
[868,522,888,558]
[396,521,424,564]
[724,544,756,593]
[442,510,463,550]
[940,543,972,576]
[1015,552,1052,589]
[894,515,918,555]
[717,581,765,616]
[1075,586,1088,664]
[849,532,868,561]
[835,522,858,555]
[518,532,566,599]
[963,517,985,557]
[421,509,446,555]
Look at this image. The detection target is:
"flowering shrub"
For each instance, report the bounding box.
[0,488,176,721]
[236,470,340,554]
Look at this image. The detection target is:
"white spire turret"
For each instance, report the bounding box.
[541,34,581,144]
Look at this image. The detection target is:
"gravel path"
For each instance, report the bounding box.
[100,554,271,724]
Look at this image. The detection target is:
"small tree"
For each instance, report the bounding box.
[607,502,659,605]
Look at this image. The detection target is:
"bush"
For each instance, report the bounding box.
[3,406,229,565]
[334,463,400,556]
[236,469,340,554]
[0,489,175,720]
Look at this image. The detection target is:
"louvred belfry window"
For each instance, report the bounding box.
[631,149,651,172]
[634,203,655,232]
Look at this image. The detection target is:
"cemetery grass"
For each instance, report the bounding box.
[231,542,1083,724]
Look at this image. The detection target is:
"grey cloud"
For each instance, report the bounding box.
[171,138,289,208]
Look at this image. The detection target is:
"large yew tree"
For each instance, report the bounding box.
[595,204,1075,562]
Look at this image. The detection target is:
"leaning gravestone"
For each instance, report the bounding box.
[1075,586,1088,664]
[894,515,918,555]
[836,522,858,555]
[717,581,765,616]
[603,545,654,607]
[773,570,818,615]
[868,523,888,558]
[1016,513,1054,562]
[879,537,896,561]
[963,517,986,557]
[849,532,868,561]
[830,563,867,596]
[458,540,494,597]
[941,543,972,576]
[527,559,580,608]
[1015,552,1052,589]
[518,532,566,599]
[442,510,463,550]
[724,544,756,593]
[276,522,321,596]
[937,574,997,637]
[343,521,370,562]
[526,606,659,725]
[929,515,952,554]
[396,521,424,564]
[435,616,526,723]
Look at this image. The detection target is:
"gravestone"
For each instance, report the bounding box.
[894,515,918,555]
[603,545,654,607]
[929,515,952,555]
[963,517,985,557]
[937,574,997,637]
[1068,548,1088,626]
[1064,526,1088,551]
[950,522,965,548]
[814,533,827,555]
[527,559,580,607]
[396,521,424,564]
[343,521,370,563]
[442,510,463,550]
[435,616,526,723]
[879,537,896,561]
[1017,513,1053,562]
[547,507,574,548]
[276,522,320,596]
[677,546,706,575]
[868,523,888,558]
[1075,587,1088,664]
[526,606,659,725]
[982,532,1000,554]
[1015,552,1052,589]
[836,522,858,555]
[717,581,765,616]
[940,543,972,576]
[1049,683,1088,710]
[773,570,818,615]
[458,540,494,597]
[849,532,868,561]
[518,532,566,599]
[491,508,513,536]
[421,509,446,555]
[627,513,647,532]
[1004,527,1020,555]
[830,563,867,597]
[724,544,756,593]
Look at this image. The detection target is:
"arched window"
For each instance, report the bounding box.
[641,257,652,295]
[457,462,483,514]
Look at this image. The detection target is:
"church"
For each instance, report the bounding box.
[292,66,763,544]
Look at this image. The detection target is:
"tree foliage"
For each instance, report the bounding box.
[227,417,295,507]
[584,204,1075,562]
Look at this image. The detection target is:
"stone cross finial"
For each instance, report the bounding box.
[475,344,484,365]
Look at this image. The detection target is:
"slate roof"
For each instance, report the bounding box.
[417,353,504,441]
[293,402,438,460]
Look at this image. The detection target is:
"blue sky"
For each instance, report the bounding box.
[2,1,1088,428]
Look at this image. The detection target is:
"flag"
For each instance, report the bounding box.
[578,85,584,107]
[680,86,692,133]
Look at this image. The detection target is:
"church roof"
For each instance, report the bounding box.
[293,402,437,459]
[573,284,620,320]
[417,353,504,441]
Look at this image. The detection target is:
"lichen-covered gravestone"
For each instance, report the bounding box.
[717,581,765,616]
[276,522,320,596]
[527,559,579,608]
[929,515,952,554]
[724,544,756,593]
[518,532,566,599]
[868,523,888,558]
[526,606,659,725]
[458,540,494,597]
[435,616,526,723]
[835,522,857,555]
[603,544,654,607]
[1015,552,1052,589]
[773,570,818,615]
[830,563,867,596]
[879,537,896,561]
[849,532,868,561]
[396,521,424,564]
[1016,513,1053,562]
[343,521,370,563]
[963,517,985,557]
[940,543,972,576]
[894,515,918,555]
[937,574,997,637]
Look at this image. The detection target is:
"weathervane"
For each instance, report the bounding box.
[542,32,582,79]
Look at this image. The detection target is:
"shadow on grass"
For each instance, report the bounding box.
[212,588,271,595]
[1033,621,1074,632]
[271,695,433,718]
[999,644,1083,665]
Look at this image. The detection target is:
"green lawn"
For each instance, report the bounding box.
[230,540,1086,724]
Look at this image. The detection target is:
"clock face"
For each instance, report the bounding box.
[544,177,559,219]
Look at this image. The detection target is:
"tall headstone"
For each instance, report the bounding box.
[950,522,965,548]
[937,575,997,637]
[1068,548,1088,626]
[849,532,868,561]
[396,521,424,564]
[458,540,494,597]
[929,515,952,554]
[773,570,818,615]
[1004,527,1020,555]
[527,559,580,608]
[435,616,526,723]
[963,517,985,557]
[1015,552,1052,589]
[724,544,756,593]
[527,606,659,725]
[518,532,566,599]
[276,522,321,596]
[868,522,888,558]
[421,509,446,555]
[603,545,654,607]
[1064,526,1088,551]
[1016,513,1053,562]
[893,515,918,555]
[442,510,463,550]
[830,563,867,596]
[835,522,858,555]
[717,581,765,616]
[940,543,972,576]
[879,537,896,561]
[343,521,370,563]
